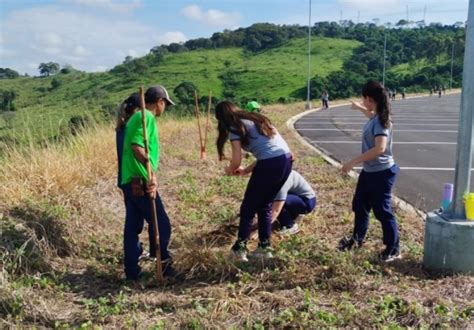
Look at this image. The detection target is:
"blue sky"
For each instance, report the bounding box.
[0,0,469,75]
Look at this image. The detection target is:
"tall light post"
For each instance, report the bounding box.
[451,3,474,219]
[423,0,474,275]
[382,31,387,87]
[450,42,455,90]
[305,0,312,110]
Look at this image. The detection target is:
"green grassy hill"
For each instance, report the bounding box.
[0,37,360,146]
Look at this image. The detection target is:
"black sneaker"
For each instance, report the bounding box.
[231,239,249,262]
[337,236,363,251]
[162,260,184,280]
[379,248,402,263]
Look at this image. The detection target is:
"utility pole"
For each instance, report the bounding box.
[424,0,474,274]
[423,5,427,23]
[305,0,312,110]
[406,5,409,26]
[450,42,455,90]
[383,32,387,87]
[451,0,474,218]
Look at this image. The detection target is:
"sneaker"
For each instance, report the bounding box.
[138,242,151,261]
[251,247,274,259]
[295,214,305,223]
[251,241,274,259]
[138,250,151,262]
[162,263,178,278]
[231,249,249,262]
[379,248,402,263]
[278,223,300,236]
[337,236,363,251]
[230,239,249,262]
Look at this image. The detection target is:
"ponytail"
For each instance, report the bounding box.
[362,80,391,128]
[215,100,275,160]
[116,93,140,130]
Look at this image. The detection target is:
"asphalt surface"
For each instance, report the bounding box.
[295,93,466,212]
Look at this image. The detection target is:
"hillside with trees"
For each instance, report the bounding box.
[0,21,466,147]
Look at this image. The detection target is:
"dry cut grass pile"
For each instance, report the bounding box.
[0,101,472,328]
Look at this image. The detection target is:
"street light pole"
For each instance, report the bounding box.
[450,42,455,90]
[450,0,474,219]
[305,0,312,110]
[382,31,387,87]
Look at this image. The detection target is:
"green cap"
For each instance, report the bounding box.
[245,101,261,112]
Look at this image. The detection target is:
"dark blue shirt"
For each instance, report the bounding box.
[116,127,125,188]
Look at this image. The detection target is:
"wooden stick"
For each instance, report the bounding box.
[203,90,212,154]
[139,86,164,284]
[194,90,205,159]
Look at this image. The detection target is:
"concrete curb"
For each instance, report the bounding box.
[286,101,427,220]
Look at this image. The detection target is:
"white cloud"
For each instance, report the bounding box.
[66,0,142,14]
[127,49,139,57]
[73,45,89,56]
[35,32,63,47]
[95,65,108,72]
[156,31,187,45]
[338,0,400,9]
[1,5,178,74]
[181,4,241,28]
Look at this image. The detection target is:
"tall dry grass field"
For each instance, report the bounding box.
[1,103,472,328]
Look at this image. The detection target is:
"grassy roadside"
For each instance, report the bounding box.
[0,100,472,328]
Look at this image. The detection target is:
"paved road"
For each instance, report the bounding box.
[295,93,468,212]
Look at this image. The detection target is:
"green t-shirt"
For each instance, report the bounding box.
[121,110,159,185]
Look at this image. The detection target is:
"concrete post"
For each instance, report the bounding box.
[423,0,474,274]
[451,0,474,219]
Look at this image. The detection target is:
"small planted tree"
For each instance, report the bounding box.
[0,89,17,112]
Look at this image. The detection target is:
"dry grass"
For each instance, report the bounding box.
[1,101,473,328]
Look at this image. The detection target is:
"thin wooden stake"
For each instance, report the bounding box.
[203,90,212,156]
[139,86,164,284]
[194,90,205,159]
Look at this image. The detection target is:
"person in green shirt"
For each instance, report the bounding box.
[245,100,261,113]
[121,85,178,281]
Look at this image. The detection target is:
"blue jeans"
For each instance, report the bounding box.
[122,183,172,280]
[278,195,316,228]
[352,165,400,251]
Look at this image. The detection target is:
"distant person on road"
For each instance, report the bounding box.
[392,90,396,101]
[245,101,261,113]
[438,89,442,98]
[429,89,433,96]
[272,170,317,235]
[338,80,401,263]
[401,88,406,99]
[321,90,329,110]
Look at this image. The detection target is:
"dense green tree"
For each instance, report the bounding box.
[173,81,198,105]
[0,90,17,112]
[0,68,19,79]
[38,62,60,77]
[50,78,62,90]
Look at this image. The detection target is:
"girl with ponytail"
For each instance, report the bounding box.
[215,101,293,261]
[338,80,401,262]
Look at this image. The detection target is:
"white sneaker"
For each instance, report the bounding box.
[295,214,305,223]
[231,249,249,262]
[278,223,300,236]
[251,247,274,259]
